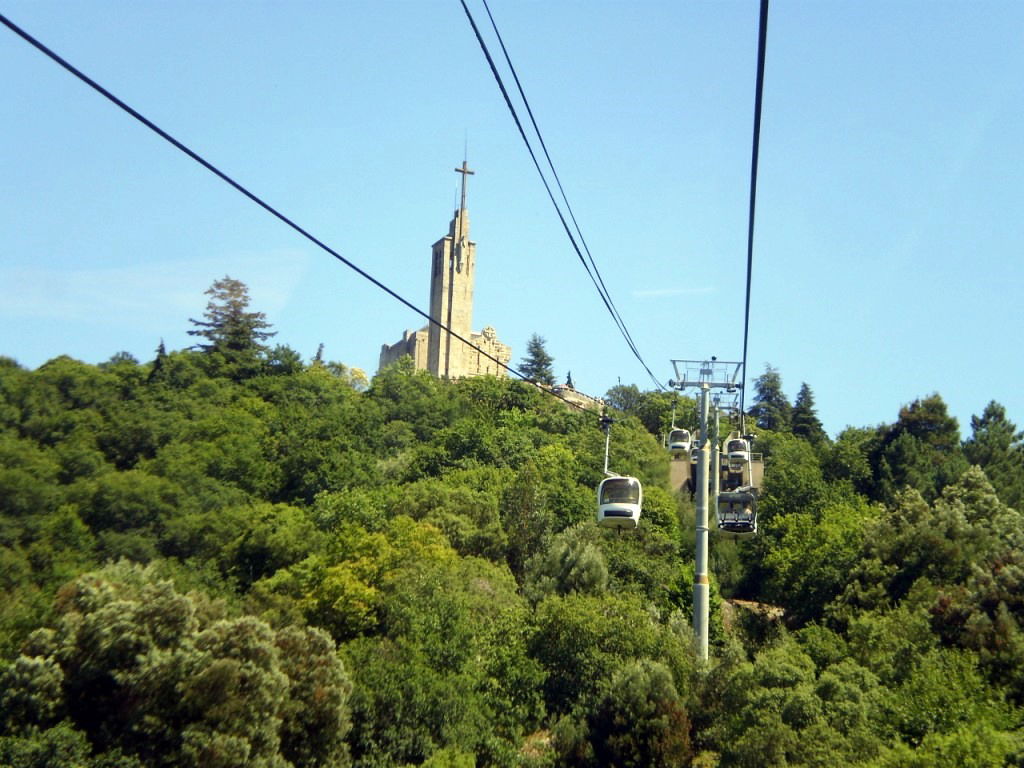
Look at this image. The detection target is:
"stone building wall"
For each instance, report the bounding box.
[378,327,428,372]
[466,326,511,377]
[379,323,510,379]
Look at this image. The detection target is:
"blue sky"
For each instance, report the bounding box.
[2,1,1022,439]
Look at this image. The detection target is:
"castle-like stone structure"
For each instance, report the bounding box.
[379,163,511,378]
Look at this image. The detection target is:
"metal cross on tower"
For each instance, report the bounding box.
[454,160,474,213]
[453,161,474,273]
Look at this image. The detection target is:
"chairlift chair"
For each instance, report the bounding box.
[716,487,757,537]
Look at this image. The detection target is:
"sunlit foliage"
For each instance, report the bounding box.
[3,299,1024,766]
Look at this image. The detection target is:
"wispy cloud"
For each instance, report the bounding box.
[0,251,309,325]
[631,286,714,299]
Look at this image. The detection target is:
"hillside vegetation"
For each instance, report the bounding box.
[2,284,1024,767]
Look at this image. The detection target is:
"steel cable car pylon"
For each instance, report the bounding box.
[596,413,642,530]
[669,358,744,661]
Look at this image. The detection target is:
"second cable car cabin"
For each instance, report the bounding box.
[720,432,763,490]
[725,436,750,463]
[667,428,692,454]
[716,432,764,538]
[597,475,643,529]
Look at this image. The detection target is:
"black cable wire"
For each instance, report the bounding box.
[475,0,662,393]
[478,0,646,373]
[459,1,625,344]
[460,0,666,393]
[0,10,593,414]
[739,0,769,416]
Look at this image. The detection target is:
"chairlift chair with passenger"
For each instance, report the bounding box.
[716,487,757,537]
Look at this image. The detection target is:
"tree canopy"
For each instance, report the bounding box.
[3,296,1024,767]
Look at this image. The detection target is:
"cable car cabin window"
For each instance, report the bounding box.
[600,477,641,505]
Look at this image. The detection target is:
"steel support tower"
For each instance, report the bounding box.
[669,358,743,661]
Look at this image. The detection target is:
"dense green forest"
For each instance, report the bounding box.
[3,280,1024,767]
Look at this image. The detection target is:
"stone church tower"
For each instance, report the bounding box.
[378,163,511,378]
[427,162,476,378]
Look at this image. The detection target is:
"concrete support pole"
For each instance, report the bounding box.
[711,408,721,507]
[693,383,711,661]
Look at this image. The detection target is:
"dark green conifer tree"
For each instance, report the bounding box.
[188,276,275,379]
[748,365,791,432]
[519,333,555,386]
[147,339,167,383]
[963,400,1024,509]
[791,382,827,445]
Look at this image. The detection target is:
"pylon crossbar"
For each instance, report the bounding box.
[668,359,744,391]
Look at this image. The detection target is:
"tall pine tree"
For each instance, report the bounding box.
[519,333,555,386]
[748,365,791,432]
[964,401,1024,509]
[791,382,827,445]
[188,276,276,379]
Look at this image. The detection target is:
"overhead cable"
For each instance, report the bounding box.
[0,11,591,413]
[739,0,769,416]
[460,0,667,393]
[478,0,645,371]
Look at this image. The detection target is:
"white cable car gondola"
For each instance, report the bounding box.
[667,428,692,454]
[717,486,757,536]
[725,437,750,463]
[597,475,643,529]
